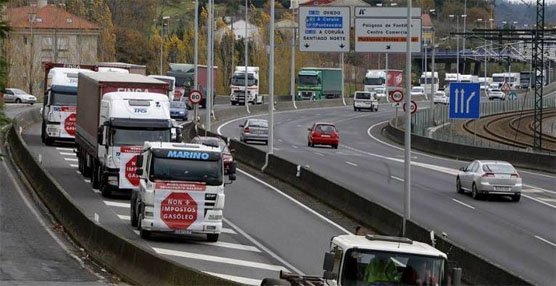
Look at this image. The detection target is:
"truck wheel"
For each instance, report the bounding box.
[130,194,138,227]
[138,213,151,239]
[207,233,219,242]
[260,278,291,286]
[81,153,92,177]
[100,181,111,197]
[41,123,46,143]
[44,136,54,146]
[231,101,236,106]
[91,161,100,189]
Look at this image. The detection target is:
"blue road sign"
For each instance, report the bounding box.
[449,83,480,119]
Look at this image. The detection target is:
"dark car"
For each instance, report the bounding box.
[170,101,188,120]
[308,122,339,149]
[191,136,234,175]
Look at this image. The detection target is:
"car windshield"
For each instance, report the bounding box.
[298,75,319,85]
[152,77,175,89]
[355,93,372,100]
[170,101,185,108]
[316,125,336,132]
[249,120,268,128]
[482,164,515,174]
[231,74,256,86]
[341,249,445,286]
[493,77,505,83]
[50,91,77,106]
[364,77,384,85]
[111,128,170,146]
[150,156,223,185]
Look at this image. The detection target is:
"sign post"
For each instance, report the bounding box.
[299,6,350,52]
[189,89,202,125]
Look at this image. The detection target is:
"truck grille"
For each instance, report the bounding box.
[234,91,246,102]
[301,91,313,99]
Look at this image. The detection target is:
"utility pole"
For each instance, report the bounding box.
[269,0,275,154]
[533,0,545,150]
[291,7,297,109]
[403,0,413,237]
[194,0,199,125]
[244,0,250,113]
[206,0,213,132]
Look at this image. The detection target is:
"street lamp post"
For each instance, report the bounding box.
[449,14,463,82]
[244,0,250,114]
[160,16,169,75]
[194,0,199,124]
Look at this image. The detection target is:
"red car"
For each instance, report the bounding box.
[191,136,234,174]
[308,122,339,149]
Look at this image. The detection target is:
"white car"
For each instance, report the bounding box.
[2,88,37,105]
[410,86,426,97]
[433,90,448,104]
[353,91,378,112]
[488,89,506,100]
[373,87,386,99]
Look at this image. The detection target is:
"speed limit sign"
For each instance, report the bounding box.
[403,100,417,114]
[188,90,202,105]
[389,90,404,103]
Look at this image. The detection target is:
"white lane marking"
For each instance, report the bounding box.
[390,176,404,182]
[118,215,130,221]
[292,145,298,149]
[520,169,556,179]
[524,184,556,195]
[1,159,103,279]
[535,235,556,247]
[345,161,358,167]
[153,247,287,272]
[539,198,556,203]
[104,201,129,208]
[196,241,261,252]
[92,189,100,194]
[278,139,283,143]
[238,168,351,234]
[64,158,78,162]
[59,152,76,156]
[314,152,324,156]
[133,230,140,235]
[296,124,303,128]
[521,189,544,194]
[56,147,74,152]
[83,179,91,183]
[522,194,556,209]
[76,170,81,175]
[203,272,261,286]
[452,199,475,210]
[274,147,281,151]
[70,164,78,168]
[223,218,301,274]
[221,227,237,234]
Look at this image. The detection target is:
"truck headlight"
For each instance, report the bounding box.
[107,176,118,186]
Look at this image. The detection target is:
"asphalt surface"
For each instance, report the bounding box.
[20,114,349,285]
[218,102,556,286]
[1,103,117,285]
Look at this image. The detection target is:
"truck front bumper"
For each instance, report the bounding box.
[140,209,223,234]
[45,123,75,140]
[102,168,133,192]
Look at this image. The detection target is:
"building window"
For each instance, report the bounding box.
[42,37,53,50]
[24,37,27,45]
[57,37,68,51]
[66,18,73,23]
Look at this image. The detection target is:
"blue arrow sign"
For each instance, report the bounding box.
[449,83,480,119]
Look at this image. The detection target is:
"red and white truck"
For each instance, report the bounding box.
[75,72,181,197]
[41,62,98,145]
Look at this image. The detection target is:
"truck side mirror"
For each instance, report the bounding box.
[136,169,143,176]
[97,126,104,145]
[322,252,334,272]
[136,155,143,167]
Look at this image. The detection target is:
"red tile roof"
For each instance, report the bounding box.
[4,5,99,30]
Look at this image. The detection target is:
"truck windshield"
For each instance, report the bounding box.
[50,91,77,106]
[493,77,505,83]
[298,75,319,85]
[111,128,170,146]
[364,77,385,85]
[231,74,256,86]
[341,249,445,286]
[150,157,223,185]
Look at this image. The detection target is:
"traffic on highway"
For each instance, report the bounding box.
[1,1,555,286]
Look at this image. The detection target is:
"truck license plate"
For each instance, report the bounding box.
[175,229,191,235]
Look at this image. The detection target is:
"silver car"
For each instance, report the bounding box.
[456,160,522,201]
[239,118,268,145]
[488,88,506,100]
[2,88,37,104]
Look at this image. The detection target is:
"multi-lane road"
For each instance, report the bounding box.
[19,106,351,285]
[218,103,556,286]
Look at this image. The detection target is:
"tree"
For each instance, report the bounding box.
[0,0,11,123]
[115,27,152,65]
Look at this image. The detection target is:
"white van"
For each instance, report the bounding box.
[353,91,378,112]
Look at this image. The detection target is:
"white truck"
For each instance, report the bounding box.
[364,69,404,94]
[420,72,439,95]
[261,234,462,286]
[75,72,181,197]
[131,142,237,242]
[41,63,97,145]
[492,72,520,89]
[230,66,262,105]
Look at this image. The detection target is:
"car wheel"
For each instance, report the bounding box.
[207,233,219,242]
[307,141,310,147]
[183,116,187,121]
[333,144,338,149]
[456,177,464,194]
[511,194,521,202]
[130,194,138,227]
[353,106,357,111]
[472,183,481,200]
[30,103,34,106]
[260,278,290,286]
[15,98,21,103]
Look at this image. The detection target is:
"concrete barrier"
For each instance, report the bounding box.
[384,120,556,174]
[187,123,533,285]
[6,108,240,286]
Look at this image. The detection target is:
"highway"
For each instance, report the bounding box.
[218,103,556,286]
[20,109,350,285]
[1,104,116,285]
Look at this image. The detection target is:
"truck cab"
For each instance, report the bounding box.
[131,142,237,242]
[364,70,386,93]
[41,66,96,145]
[262,235,461,286]
[296,68,342,101]
[230,66,261,105]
